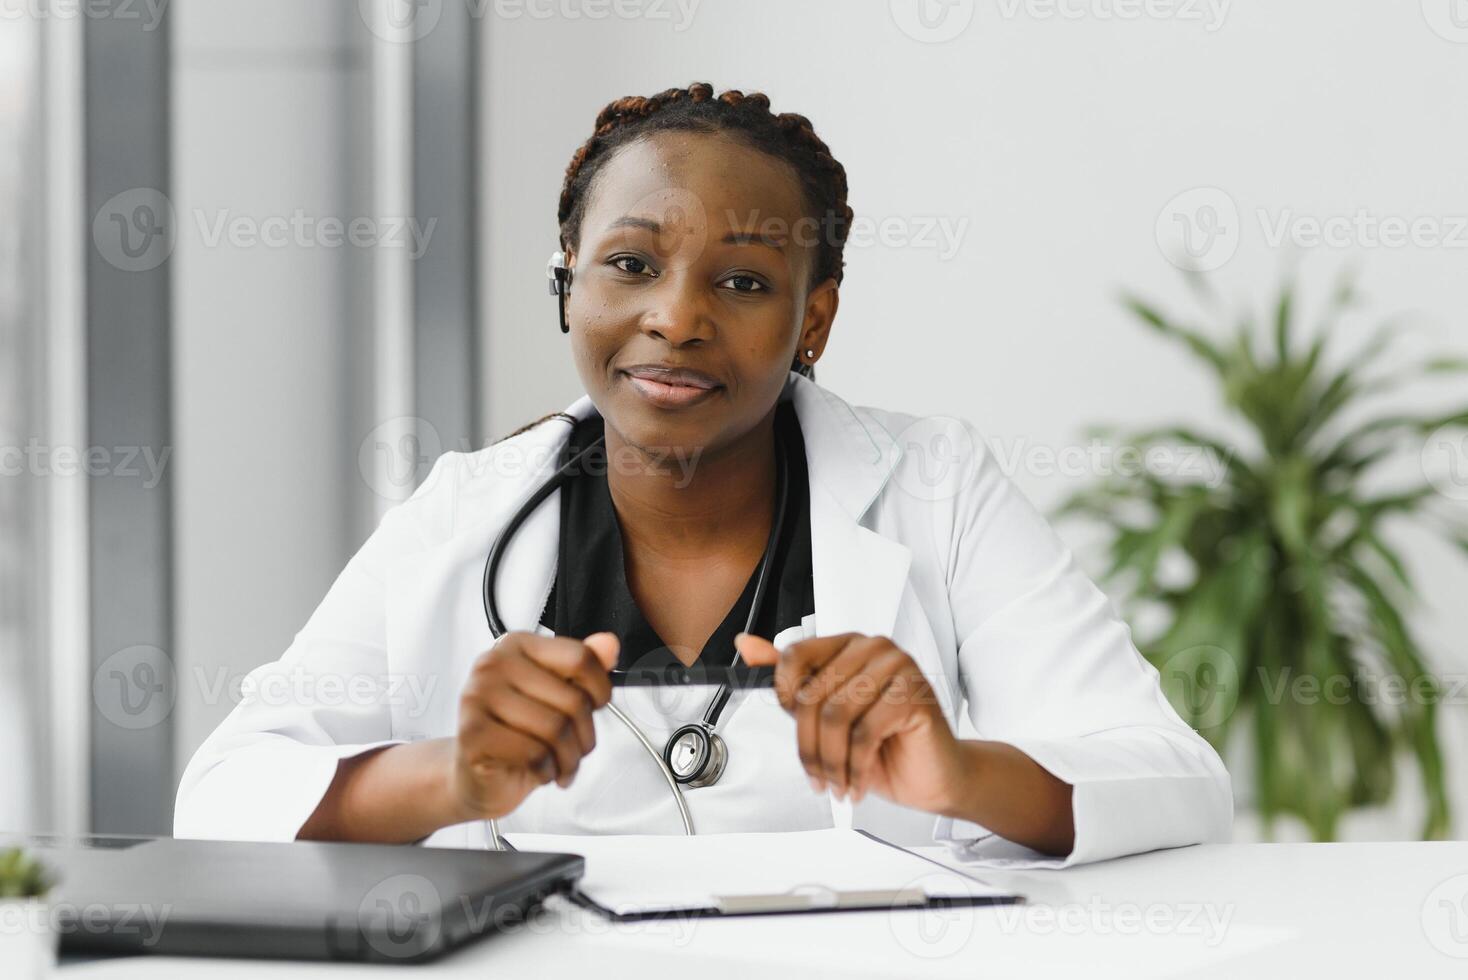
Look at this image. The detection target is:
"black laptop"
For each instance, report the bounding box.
[4,834,582,963]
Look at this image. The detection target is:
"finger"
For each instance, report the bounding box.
[522,634,616,708]
[508,661,597,756]
[790,638,866,782]
[798,637,890,792]
[816,648,910,797]
[733,632,779,666]
[775,633,867,714]
[582,631,621,671]
[459,702,558,786]
[848,679,925,802]
[480,684,585,787]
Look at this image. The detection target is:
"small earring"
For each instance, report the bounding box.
[805,348,815,360]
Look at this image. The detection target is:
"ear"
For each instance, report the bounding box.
[799,277,839,361]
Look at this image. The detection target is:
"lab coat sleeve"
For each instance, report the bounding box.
[173,452,462,843]
[932,422,1233,867]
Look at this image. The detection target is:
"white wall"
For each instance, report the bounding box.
[479,0,1468,838]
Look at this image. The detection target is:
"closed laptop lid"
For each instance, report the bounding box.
[4,834,583,963]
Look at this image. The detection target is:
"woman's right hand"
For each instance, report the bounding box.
[449,630,620,821]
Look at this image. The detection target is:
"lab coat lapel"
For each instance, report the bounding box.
[788,375,912,643]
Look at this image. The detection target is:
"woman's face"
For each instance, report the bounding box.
[564,131,837,460]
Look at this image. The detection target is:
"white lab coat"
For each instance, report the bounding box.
[174,372,1232,867]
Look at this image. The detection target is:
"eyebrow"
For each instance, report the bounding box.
[606,215,789,252]
[721,229,788,251]
[608,216,663,234]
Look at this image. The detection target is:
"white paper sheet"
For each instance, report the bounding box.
[504,828,1016,916]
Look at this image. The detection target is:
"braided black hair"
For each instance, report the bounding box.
[556,82,852,381]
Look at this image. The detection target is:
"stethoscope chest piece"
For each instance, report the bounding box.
[663,722,728,788]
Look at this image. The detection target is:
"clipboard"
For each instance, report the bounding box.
[503,828,1023,921]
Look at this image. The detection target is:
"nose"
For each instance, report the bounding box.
[639,272,714,347]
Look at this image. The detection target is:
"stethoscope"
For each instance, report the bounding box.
[480,365,792,842]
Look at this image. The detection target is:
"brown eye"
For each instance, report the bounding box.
[720,274,768,293]
[611,255,654,276]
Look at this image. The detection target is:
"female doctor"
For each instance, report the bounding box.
[175,83,1232,867]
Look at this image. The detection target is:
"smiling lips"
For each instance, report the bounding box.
[621,365,724,408]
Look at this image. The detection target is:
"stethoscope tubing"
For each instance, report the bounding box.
[481,412,791,844]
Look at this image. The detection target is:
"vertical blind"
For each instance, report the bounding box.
[0,15,42,833]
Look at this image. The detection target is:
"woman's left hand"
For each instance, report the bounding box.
[734,632,963,812]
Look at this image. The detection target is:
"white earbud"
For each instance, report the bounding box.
[546,250,572,296]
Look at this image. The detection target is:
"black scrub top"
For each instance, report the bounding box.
[538,398,815,673]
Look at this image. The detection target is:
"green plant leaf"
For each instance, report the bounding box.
[0,848,56,899]
[1120,294,1229,374]
[1057,265,1468,841]
[1316,408,1468,474]
[1356,530,1415,597]
[1274,281,1294,363]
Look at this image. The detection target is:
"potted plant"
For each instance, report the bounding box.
[0,847,60,977]
[1054,268,1468,840]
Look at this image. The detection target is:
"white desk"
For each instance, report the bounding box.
[58,841,1468,979]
